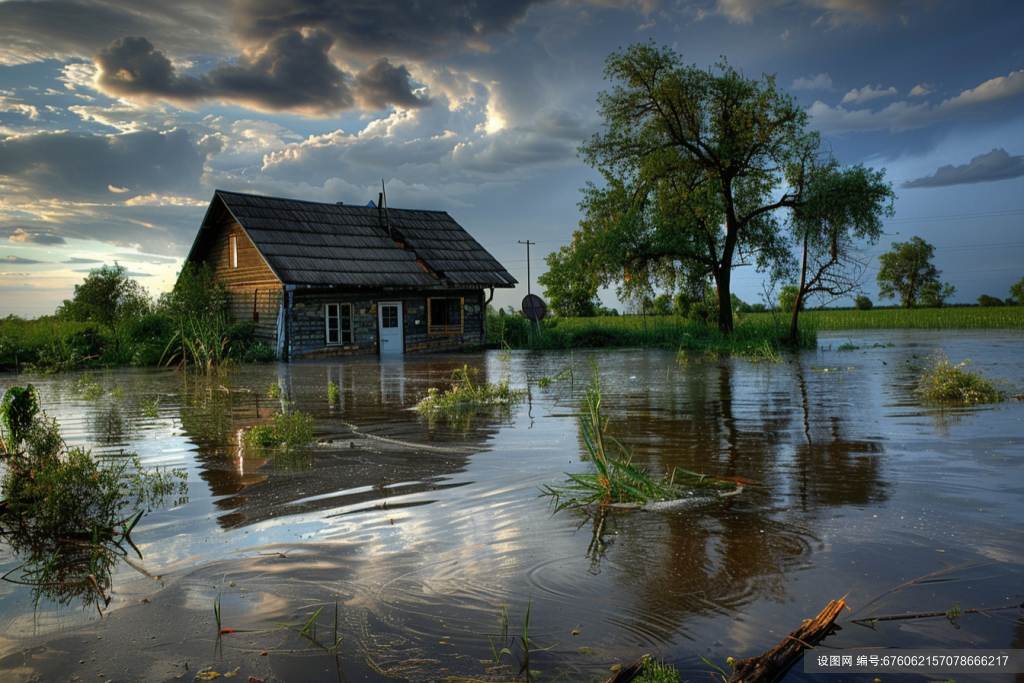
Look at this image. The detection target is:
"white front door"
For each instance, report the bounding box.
[377,301,404,356]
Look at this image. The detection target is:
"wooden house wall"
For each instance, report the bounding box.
[197,220,283,343]
[289,289,485,358]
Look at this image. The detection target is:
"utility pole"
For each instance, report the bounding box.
[518,240,534,294]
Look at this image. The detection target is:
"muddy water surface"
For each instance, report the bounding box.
[0,330,1022,683]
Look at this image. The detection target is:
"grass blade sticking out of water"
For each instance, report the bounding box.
[542,359,734,512]
[300,605,324,640]
[214,593,222,632]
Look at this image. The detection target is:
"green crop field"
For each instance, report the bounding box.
[788,307,1024,331]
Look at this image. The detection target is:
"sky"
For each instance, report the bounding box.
[1,0,1022,318]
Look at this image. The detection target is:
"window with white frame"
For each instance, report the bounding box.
[230,235,238,268]
[427,297,463,334]
[326,303,353,345]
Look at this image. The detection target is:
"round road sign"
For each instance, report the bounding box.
[521,294,547,322]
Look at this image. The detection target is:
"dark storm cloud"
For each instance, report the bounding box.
[231,0,546,61]
[9,229,66,245]
[903,148,1024,188]
[0,128,205,199]
[0,0,229,64]
[94,33,426,114]
[353,59,430,110]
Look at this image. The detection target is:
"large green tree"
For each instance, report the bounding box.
[59,263,150,355]
[876,236,954,308]
[578,43,821,334]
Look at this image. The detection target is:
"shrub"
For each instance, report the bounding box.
[917,351,1003,406]
[854,295,873,311]
[977,294,1004,307]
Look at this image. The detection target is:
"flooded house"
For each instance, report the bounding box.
[184,190,517,359]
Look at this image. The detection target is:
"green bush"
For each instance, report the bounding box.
[242,411,315,450]
[916,351,1003,406]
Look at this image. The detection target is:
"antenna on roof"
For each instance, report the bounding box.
[381,179,393,240]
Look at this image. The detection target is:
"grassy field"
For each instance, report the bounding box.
[488,305,1022,354]
[488,309,812,355]
[792,306,1023,331]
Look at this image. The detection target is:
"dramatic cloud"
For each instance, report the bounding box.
[230,0,545,61]
[353,59,431,110]
[0,128,206,199]
[63,257,103,264]
[0,0,230,65]
[903,148,1024,188]
[841,85,898,103]
[809,69,1024,132]
[93,33,429,115]
[715,0,935,25]
[5,255,46,264]
[792,73,833,91]
[9,228,66,245]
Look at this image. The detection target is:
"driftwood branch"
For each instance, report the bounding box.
[727,599,846,683]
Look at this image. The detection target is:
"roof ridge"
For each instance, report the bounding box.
[214,189,451,215]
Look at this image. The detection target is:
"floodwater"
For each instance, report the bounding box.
[0,330,1022,683]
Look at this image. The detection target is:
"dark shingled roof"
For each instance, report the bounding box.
[194,190,517,289]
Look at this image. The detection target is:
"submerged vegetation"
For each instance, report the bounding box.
[543,362,734,512]
[917,351,1005,406]
[243,410,316,450]
[416,365,526,424]
[0,385,187,610]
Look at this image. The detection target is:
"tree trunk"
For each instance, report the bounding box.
[788,232,810,346]
[717,266,734,335]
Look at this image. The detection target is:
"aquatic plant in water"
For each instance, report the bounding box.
[416,365,526,422]
[542,361,733,512]
[916,351,1004,406]
[243,410,315,449]
[0,384,187,611]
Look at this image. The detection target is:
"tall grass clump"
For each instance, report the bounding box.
[416,365,526,424]
[243,410,315,449]
[0,385,187,609]
[542,361,732,511]
[916,351,1004,406]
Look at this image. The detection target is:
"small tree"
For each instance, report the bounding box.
[977,294,1004,307]
[786,161,894,344]
[651,293,673,316]
[876,237,953,308]
[919,281,956,308]
[779,286,803,313]
[854,295,873,311]
[59,263,150,358]
[159,262,228,322]
[538,245,600,317]
[1009,277,1024,306]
